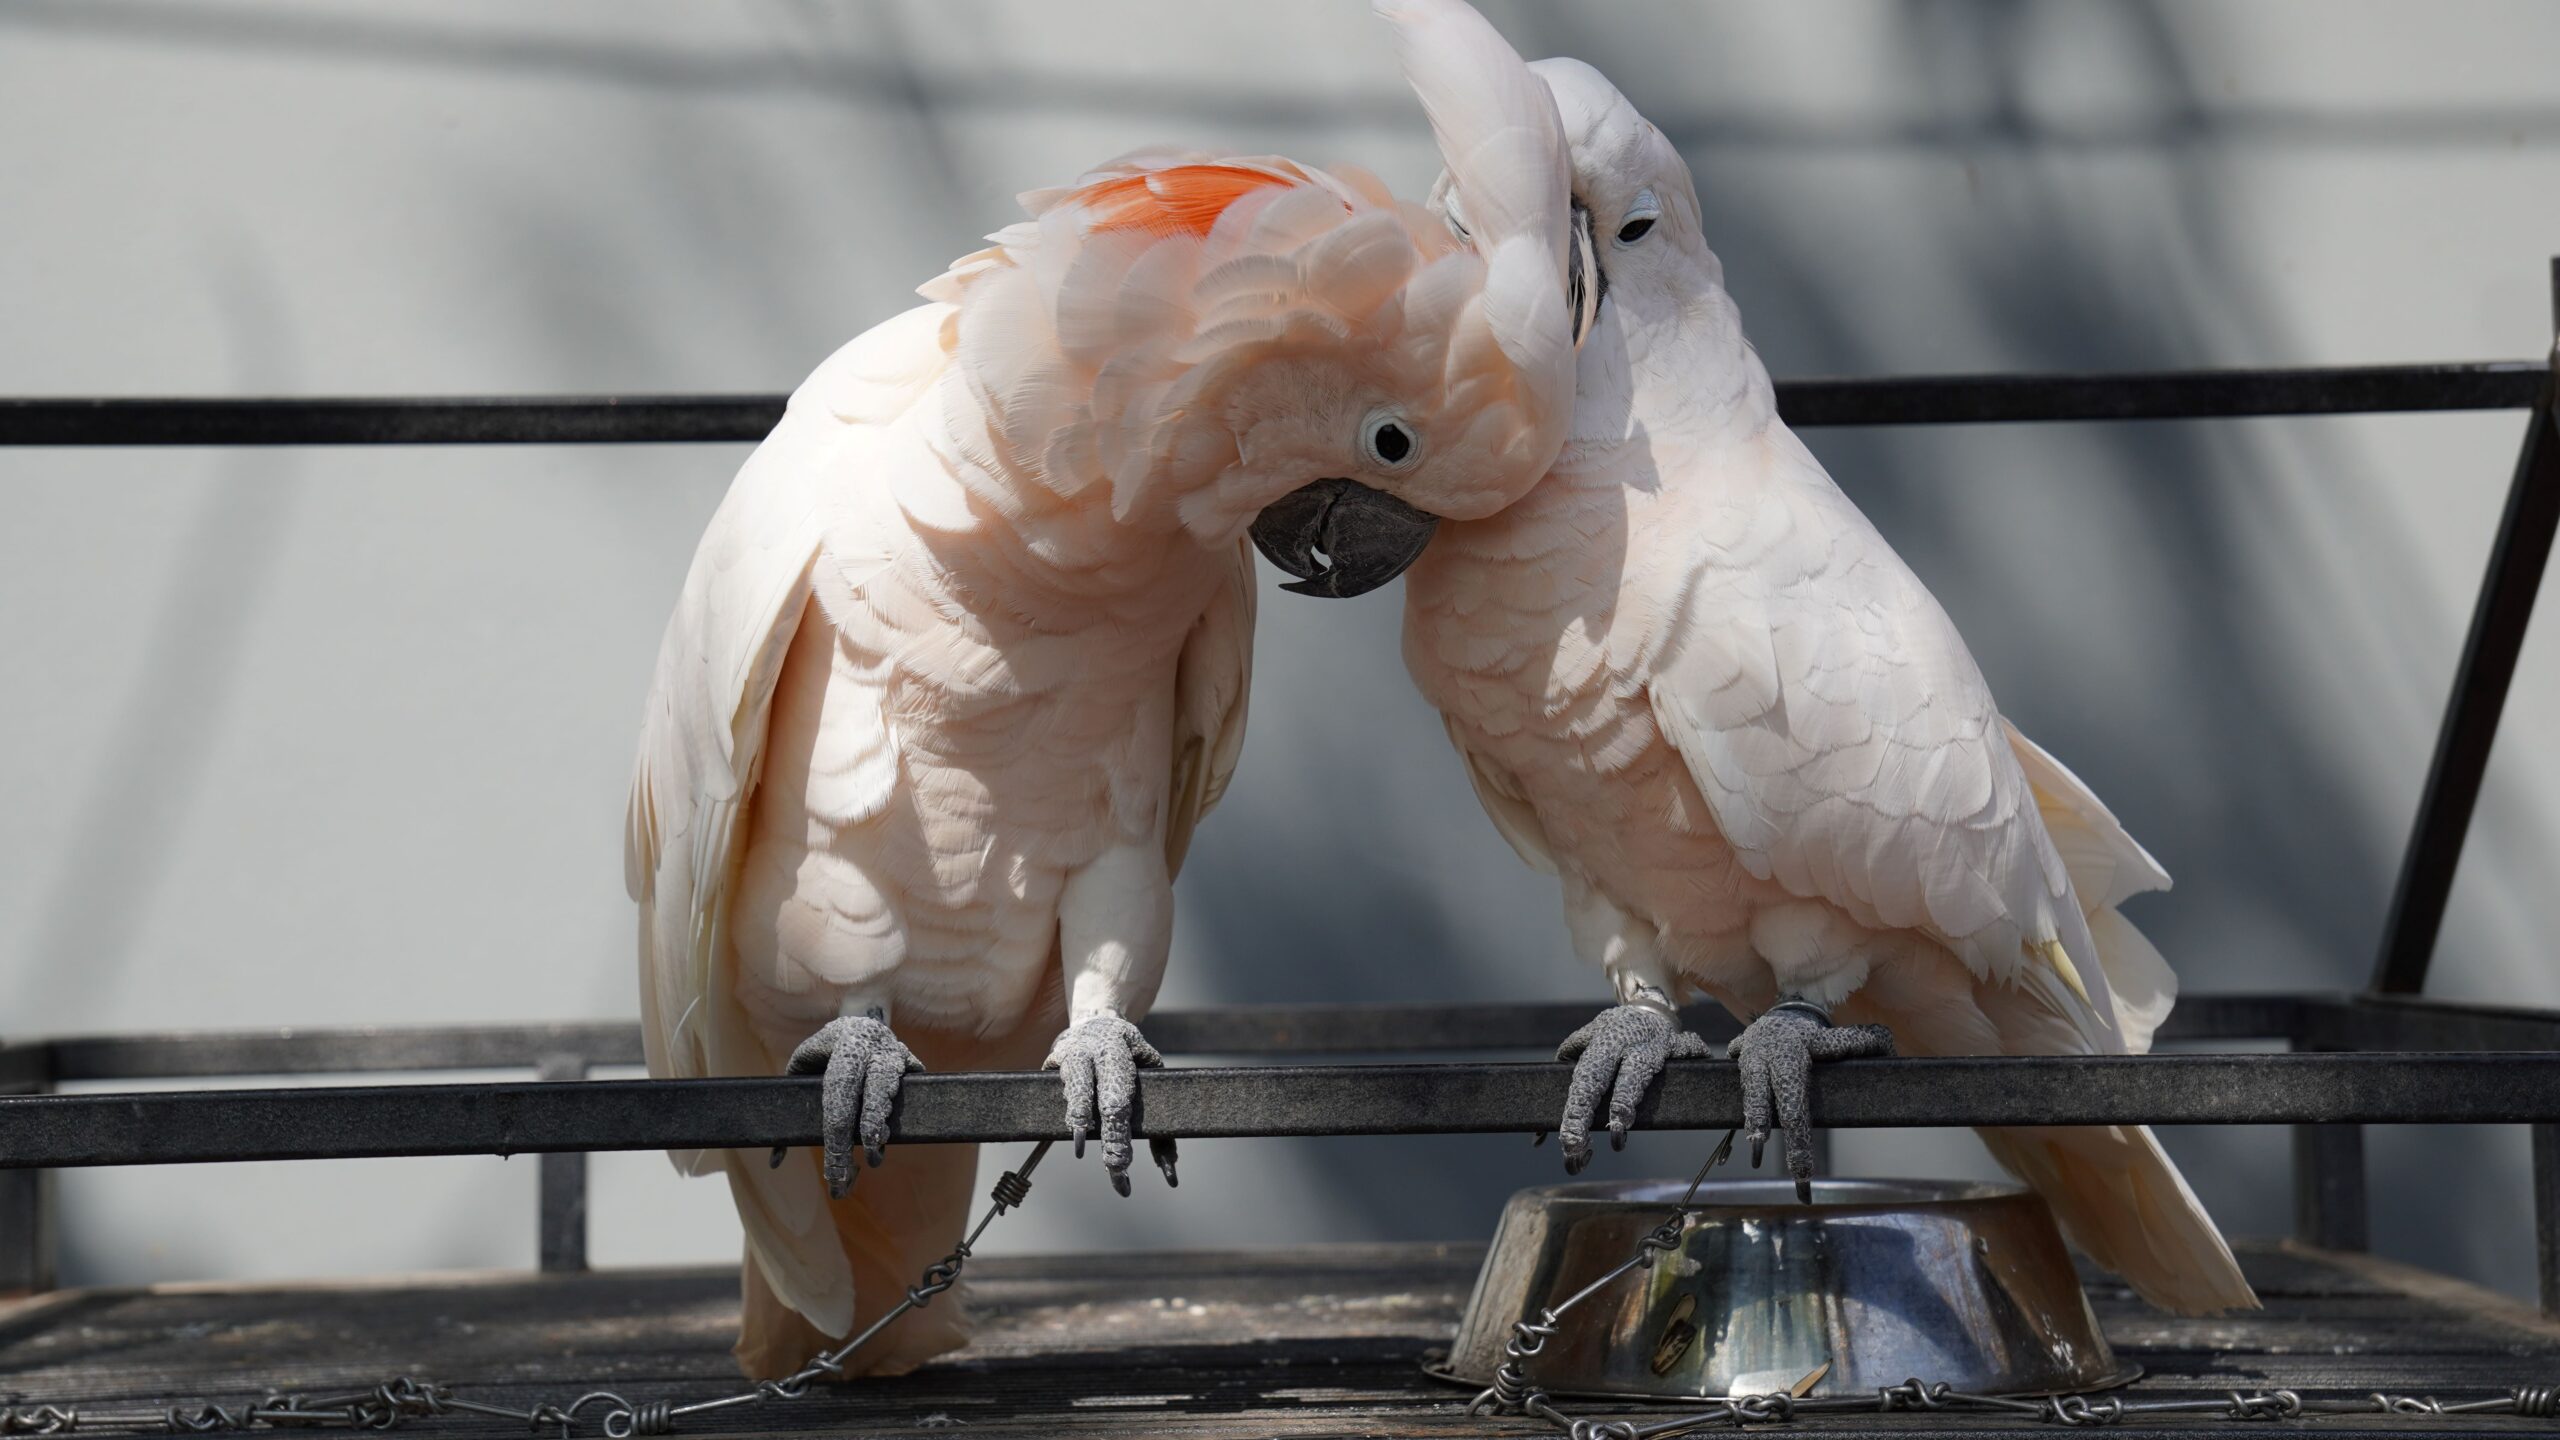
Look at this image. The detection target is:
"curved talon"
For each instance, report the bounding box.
[1045,1015,1167,1194]
[781,1015,924,1198]
[1552,1004,1713,1175]
[1726,1001,1893,1202]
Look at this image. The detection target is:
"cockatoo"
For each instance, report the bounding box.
[1260,16,2258,1316]
[625,1,1579,1380]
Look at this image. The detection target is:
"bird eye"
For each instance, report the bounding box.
[1362,412,1418,469]
[1615,188,1662,247]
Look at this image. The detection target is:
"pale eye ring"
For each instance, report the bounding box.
[1615,187,1662,247]
[1362,410,1420,469]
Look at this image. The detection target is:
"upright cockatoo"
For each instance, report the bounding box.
[625,2,1579,1380]
[1261,18,2257,1316]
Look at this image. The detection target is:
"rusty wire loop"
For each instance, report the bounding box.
[0,1143,1053,1438]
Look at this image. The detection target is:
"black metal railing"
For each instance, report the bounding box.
[2,260,2554,1312]
[0,360,2546,447]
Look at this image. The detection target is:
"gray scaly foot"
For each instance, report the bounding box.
[773,1015,924,1198]
[1727,998,1893,1202]
[1552,1004,1713,1175]
[1045,1014,1178,1196]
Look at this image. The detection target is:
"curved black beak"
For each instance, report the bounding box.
[1248,478,1440,598]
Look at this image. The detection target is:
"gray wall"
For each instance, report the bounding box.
[3,1,2556,1299]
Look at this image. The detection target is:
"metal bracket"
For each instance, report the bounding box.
[536,1053,589,1275]
[2291,1123,2370,1252]
[0,1050,57,1295]
[2370,258,2560,994]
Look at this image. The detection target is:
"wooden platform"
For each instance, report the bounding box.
[5,1242,2557,1438]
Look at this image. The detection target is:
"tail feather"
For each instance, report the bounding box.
[1965,729,2253,1313]
[735,1142,984,1381]
[728,983,1068,1382]
[2086,905,2175,1056]
[2008,721,2179,1053]
[1969,900,2253,1313]
[1978,1124,2258,1315]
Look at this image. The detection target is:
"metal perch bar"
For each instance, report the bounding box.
[6,990,2545,1087]
[0,360,2546,447]
[11,1052,2560,1171]
[0,991,2327,1083]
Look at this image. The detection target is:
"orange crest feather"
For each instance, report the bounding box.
[1074,164,1297,239]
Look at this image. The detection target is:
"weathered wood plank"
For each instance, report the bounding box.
[3,1243,2554,1439]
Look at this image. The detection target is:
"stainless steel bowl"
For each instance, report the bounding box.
[1438,1177,2135,1402]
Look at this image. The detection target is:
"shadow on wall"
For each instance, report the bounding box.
[10,245,310,1022]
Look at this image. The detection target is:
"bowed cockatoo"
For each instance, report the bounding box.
[1259,16,2257,1316]
[625,1,1580,1380]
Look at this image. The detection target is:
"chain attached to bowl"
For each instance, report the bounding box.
[1465,1129,2560,1436]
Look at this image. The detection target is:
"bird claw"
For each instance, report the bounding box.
[1552,1003,1712,1174]
[1726,1000,1893,1203]
[780,1015,924,1199]
[1045,1014,1168,1195]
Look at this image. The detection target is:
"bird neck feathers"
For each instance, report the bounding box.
[1561,269,1775,476]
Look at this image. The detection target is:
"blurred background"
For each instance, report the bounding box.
[2,0,2556,1299]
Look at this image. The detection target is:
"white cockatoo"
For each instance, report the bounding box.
[626,0,1579,1380]
[1264,13,2257,1316]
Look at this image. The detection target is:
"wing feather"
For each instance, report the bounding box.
[626,304,949,1161]
[1163,540,1256,877]
[1641,427,2125,1051]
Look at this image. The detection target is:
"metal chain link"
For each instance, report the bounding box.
[0,1142,1054,1439]
[1470,1129,2560,1435]
[1488,1378,2560,1438]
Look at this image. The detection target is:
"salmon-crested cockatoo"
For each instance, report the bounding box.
[625,1,1580,1380]
[1264,14,2257,1316]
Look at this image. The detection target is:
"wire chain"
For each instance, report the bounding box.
[1472,1379,2560,1436]
[0,1142,1054,1439]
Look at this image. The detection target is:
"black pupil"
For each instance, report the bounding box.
[1617,216,1654,243]
[1373,423,1412,464]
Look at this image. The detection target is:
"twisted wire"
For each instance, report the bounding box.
[2045,1395,2124,1427]
[2225,1390,2302,1420]
[1879,1380,1952,1412]
[1733,1393,1799,1423]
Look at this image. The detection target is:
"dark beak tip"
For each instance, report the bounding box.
[1248,478,1439,600]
